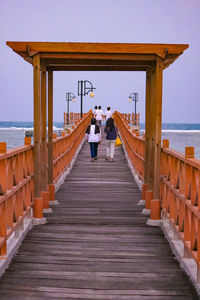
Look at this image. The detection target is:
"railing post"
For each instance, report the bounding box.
[0,142,7,195]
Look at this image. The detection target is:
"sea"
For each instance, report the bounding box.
[0,122,200,160]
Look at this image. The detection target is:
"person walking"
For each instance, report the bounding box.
[93,106,98,117]
[95,106,104,126]
[85,118,101,162]
[105,106,112,121]
[104,118,117,162]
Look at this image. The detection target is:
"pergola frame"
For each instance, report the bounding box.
[6,41,188,199]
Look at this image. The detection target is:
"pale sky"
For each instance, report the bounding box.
[0,0,199,123]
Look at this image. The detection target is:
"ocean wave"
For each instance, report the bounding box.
[0,126,63,131]
[161,130,200,133]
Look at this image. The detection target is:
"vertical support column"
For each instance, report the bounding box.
[41,64,47,192]
[33,54,46,224]
[144,68,151,187]
[33,54,41,198]
[146,58,163,199]
[153,57,163,199]
[48,69,55,203]
[48,70,53,185]
[80,81,83,118]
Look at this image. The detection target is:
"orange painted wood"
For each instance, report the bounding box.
[145,190,153,210]
[48,70,53,185]
[33,197,43,218]
[144,69,151,185]
[41,191,49,209]
[33,54,41,198]
[41,65,47,191]
[6,41,188,57]
[142,184,148,200]
[151,199,161,220]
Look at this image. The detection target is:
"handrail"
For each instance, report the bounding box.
[114,111,145,180]
[0,110,92,257]
[114,111,200,281]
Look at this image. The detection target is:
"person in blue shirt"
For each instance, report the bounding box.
[104,118,117,162]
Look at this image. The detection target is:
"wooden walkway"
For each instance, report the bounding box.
[0,135,198,299]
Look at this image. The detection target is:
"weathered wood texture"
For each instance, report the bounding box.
[0,136,198,299]
[6,41,188,71]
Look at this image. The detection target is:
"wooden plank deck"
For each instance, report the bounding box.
[0,135,198,299]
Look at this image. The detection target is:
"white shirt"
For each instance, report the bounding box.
[95,109,104,121]
[105,110,112,121]
[86,125,101,143]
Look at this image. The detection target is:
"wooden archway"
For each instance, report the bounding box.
[6,42,188,199]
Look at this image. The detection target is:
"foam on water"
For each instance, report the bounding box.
[0,122,199,159]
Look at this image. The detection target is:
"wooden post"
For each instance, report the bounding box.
[153,57,163,199]
[33,54,41,198]
[144,69,151,187]
[41,64,47,191]
[146,57,163,199]
[48,70,53,185]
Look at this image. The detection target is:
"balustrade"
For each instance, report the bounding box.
[114,111,200,281]
[0,111,92,257]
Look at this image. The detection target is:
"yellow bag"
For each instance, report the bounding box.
[115,136,122,146]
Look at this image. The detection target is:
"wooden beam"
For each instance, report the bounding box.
[6,41,189,57]
[48,70,53,185]
[33,54,41,197]
[44,58,153,66]
[47,66,147,72]
[41,64,47,191]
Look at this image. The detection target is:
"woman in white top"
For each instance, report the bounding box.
[105,106,112,121]
[85,118,101,162]
[95,106,104,126]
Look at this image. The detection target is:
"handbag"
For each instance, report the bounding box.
[115,136,122,146]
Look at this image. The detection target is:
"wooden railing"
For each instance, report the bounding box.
[64,112,81,126]
[114,111,200,280]
[0,141,33,256]
[114,111,145,180]
[121,112,140,127]
[0,110,92,257]
[160,142,200,268]
[53,111,92,182]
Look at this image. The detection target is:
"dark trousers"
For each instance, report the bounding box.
[89,142,98,158]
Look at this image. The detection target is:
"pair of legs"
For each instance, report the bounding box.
[106,140,115,161]
[89,142,99,160]
[97,120,102,126]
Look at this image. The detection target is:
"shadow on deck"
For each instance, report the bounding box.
[0,136,198,299]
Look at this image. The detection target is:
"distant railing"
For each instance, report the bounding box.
[64,112,81,126]
[114,111,144,180]
[114,111,200,281]
[0,110,92,257]
[53,111,92,182]
[121,112,140,127]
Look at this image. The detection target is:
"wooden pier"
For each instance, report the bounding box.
[0,137,198,299]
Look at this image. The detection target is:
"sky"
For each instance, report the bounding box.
[0,0,199,123]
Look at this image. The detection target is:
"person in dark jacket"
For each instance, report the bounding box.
[85,118,101,162]
[104,118,117,162]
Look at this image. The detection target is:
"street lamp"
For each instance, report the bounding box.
[129,93,138,125]
[78,80,96,117]
[66,92,76,125]
[128,93,138,115]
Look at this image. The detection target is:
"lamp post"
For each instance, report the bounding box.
[129,93,138,125]
[66,92,76,124]
[78,80,96,117]
[128,92,138,115]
